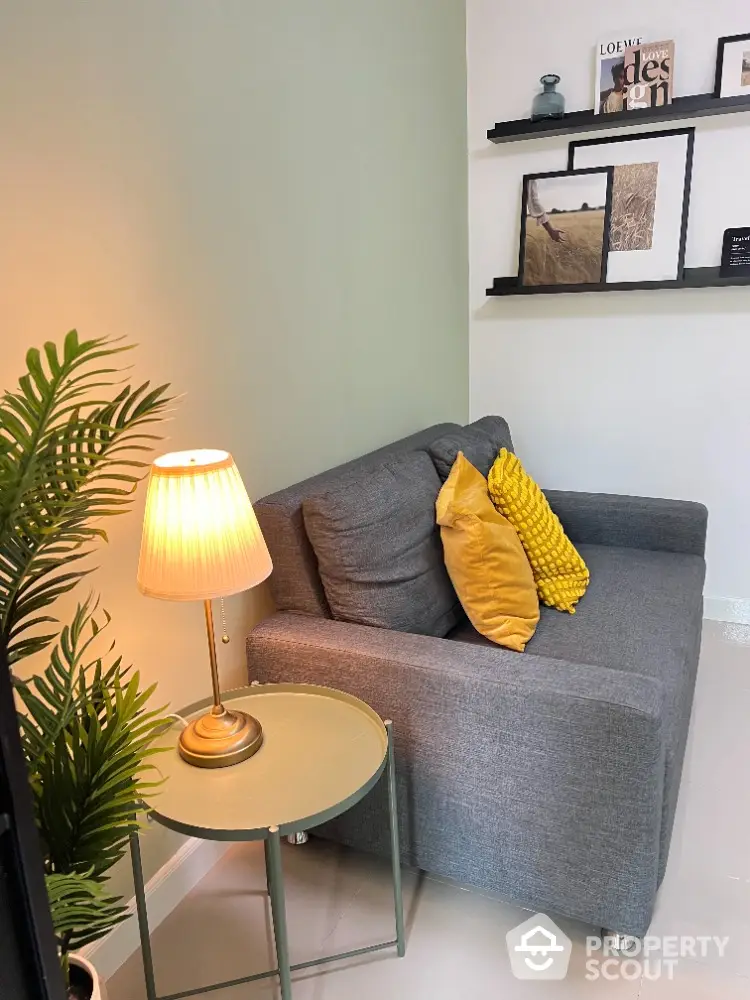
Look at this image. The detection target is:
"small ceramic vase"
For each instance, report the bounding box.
[531,74,565,120]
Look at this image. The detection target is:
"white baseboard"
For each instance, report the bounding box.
[704,597,750,626]
[80,837,231,982]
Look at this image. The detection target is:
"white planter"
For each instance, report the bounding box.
[69,954,107,1000]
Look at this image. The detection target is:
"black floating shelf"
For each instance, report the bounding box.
[486,267,750,297]
[487,93,750,143]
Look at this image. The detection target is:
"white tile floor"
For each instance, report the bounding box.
[108,620,750,999]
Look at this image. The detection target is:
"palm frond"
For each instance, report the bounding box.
[22,603,170,970]
[0,330,173,662]
[24,609,168,880]
[14,597,118,764]
[3,331,174,984]
[46,872,129,952]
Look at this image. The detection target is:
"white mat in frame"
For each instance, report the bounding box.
[568,128,694,284]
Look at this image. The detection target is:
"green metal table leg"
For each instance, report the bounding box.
[385,720,406,957]
[130,827,158,1000]
[264,837,272,895]
[267,826,293,999]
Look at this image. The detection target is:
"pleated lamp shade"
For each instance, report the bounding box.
[137,449,272,601]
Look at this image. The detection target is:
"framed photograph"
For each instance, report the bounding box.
[518,168,613,288]
[568,128,694,283]
[714,33,750,99]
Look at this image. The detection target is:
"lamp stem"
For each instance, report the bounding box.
[203,599,223,713]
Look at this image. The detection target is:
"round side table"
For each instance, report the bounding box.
[130,683,405,1000]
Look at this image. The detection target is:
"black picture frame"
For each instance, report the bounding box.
[714,33,750,98]
[518,167,614,290]
[567,127,695,282]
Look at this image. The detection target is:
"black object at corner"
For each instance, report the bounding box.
[721,228,750,277]
[0,642,66,1000]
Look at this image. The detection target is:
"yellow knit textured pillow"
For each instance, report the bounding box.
[487,449,589,613]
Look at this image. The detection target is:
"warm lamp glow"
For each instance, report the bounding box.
[137,449,272,602]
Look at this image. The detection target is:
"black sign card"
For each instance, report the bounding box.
[721,228,750,277]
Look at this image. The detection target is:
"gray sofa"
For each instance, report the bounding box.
[247,417,706,937]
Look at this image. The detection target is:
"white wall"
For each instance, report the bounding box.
[468,1,750,615]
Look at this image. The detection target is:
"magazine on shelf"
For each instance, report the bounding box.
[594,33,644,114]
[625,40,675,109]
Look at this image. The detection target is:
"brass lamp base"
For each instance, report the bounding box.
[178,706,263,768]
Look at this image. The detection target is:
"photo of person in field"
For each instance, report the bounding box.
[599,58,626,113]
[521,173,610,286]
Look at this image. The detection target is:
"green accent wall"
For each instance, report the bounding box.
[0,1,468,908]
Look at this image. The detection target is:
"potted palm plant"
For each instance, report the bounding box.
[0,330,173,999]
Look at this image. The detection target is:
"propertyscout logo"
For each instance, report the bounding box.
[506,913,729,981]
[506,914,572,980]
[585,933,730,981]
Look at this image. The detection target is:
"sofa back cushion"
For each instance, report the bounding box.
[254,423,461,616]
[303,450,462,636]
[429,415,514,481]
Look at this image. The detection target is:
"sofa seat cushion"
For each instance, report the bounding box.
[303,450,462,637]
[448,542,705,876]
[447,543,703,675]
[429,416,514,482]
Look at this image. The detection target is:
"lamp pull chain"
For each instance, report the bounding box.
[220,597,230,644]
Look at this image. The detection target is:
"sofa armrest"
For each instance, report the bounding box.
[247,612,665,774]
[544,490,707,557]
[248,612,666,934]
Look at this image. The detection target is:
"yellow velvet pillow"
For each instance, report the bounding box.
[436,452,539,651]
[488,449,589,614]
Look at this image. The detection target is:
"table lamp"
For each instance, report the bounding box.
[137,449,272,768]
